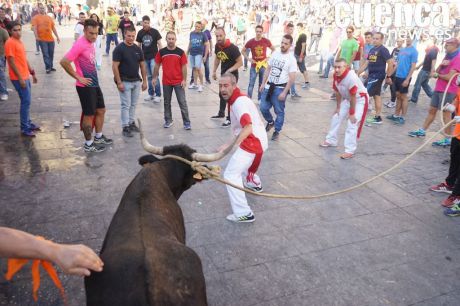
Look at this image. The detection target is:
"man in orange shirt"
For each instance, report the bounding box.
[5,21,39,137]
[31,4,60,73]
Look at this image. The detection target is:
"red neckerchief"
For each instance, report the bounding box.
[216,39,232,50]
[333,68,350,84]
[228,87,246,106]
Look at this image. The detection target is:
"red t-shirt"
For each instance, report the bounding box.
[244,37,272,67]
[154,47,187,86]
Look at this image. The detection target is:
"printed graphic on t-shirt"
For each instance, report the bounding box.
[142,34,153,47]
[269,58,286,84]
[216,50,229,62]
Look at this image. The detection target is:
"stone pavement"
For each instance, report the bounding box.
[1,26,460,306]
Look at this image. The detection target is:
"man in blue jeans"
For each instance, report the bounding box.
[241,25,275,103]
[112,27,147,137]
[136,15,162,103]
[5,21,39,137]
[410,37,438,104]
[31,4,60,74]
[259,34,297,141]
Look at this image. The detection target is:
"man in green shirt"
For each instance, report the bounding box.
[104,7,119,56]
[335,26,358,65]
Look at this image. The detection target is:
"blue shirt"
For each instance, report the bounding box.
[189,31,208,56]
[395,45,418,78]
[367,45,391,79]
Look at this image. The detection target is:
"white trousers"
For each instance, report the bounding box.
[325,97,367,154]
[224,148,262,217]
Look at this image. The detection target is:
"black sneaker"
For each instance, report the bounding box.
[46,69,51,74]
[221,119,231,128]
[271,131,280,141]
[373,116,383,124]
[129,122,140,132]
[84,142,106,153]
[265,121,274,132]
[50,68,56,72]
[122,126,133,137]
[211,114,225,119]
[243,183,263,193]
[94,134,113,145]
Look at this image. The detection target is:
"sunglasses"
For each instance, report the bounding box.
[346,31,353,33]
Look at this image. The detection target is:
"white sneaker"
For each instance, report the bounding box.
[144,95,154,101]
[35,51,40,55]
[153,96,161,103]
[188,84,197,89]
[387,101,396,108]
[197,85,203,92]
[226,213,255,223]
[0,94,8,101]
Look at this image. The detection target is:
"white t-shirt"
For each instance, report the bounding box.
[230,95,268,152]
[74,23,84,38]
[266,50,297,85]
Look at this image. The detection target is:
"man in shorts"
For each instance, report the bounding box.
[61,18,112,153]
[386,36,418,125]
[187,21,209,92]
[408,38,460,146]
[358,32,394,124]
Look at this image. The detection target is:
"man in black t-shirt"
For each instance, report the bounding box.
[136,15,162,103]
[212,27,242,127]
[113,26,147,137]
[118,11,134,40]
[410,37,438,103]
[294,23,310,89]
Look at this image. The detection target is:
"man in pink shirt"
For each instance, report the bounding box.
[408,38,460,147]
[60,18,112,153]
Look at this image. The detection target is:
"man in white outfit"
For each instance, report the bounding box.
[320,58,369,159]
[219,73,268,223]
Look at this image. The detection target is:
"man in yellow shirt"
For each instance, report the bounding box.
[104,7,119,56]
[31,4,60,74]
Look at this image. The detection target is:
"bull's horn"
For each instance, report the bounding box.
[191,137,237,162]
[138,119,164,155]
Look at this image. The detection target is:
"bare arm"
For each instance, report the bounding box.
[405,62,417,81]
[140,60,147,83]
[260,65,271,88]
[112,61,125,92]
[241,46,249,62]
[283,71,295,96]
[157,39,163,50]
[0,227,103,276]
[60,57,91,85]
[181,63,187,87]
[225,55,243,73]
[438,69,459,82]
[52,25,60,43]
[385,58,395,77]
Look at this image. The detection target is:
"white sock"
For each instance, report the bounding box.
[85,140,93,146]
[95,132,102,138]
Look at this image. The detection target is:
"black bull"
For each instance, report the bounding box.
[85,122,235,306]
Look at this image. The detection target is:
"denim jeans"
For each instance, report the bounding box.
[0,56,8,95]
[163,84,190,124]
[247,66,265,100]
[12,79,32,132]
[119,81,141,127]
[38,41,55,70]
[145,58,161,97]
[410,69,433,103]
[322,54,335,78]
[105,33,119,55]
[204,55,210,82]
[260,86,286,132]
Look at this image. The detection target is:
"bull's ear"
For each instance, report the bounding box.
[193,172,203,181]
[138,154,160,166]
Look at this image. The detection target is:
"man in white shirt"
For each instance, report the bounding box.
[320,58,369,159]
[219,73,268,223]
[259,34,297,141]
[74,12,86,41]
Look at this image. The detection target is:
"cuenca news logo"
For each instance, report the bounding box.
[335,2,454,40]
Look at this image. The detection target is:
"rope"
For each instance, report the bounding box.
[439,72,460,138]
[162,118,456,199]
